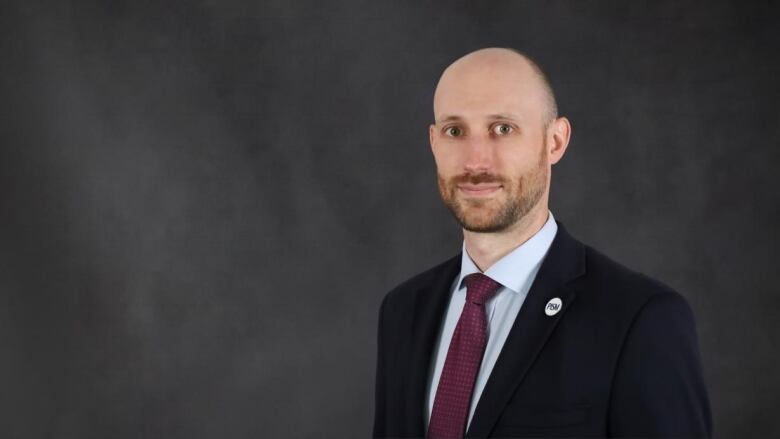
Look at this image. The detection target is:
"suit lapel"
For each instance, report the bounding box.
[405,254,461,437]
[466,221,587,438]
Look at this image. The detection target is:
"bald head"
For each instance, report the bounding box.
[428,48,572,238]
[433,48,558,127]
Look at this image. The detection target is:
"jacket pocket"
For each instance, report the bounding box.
[497,402,591,428]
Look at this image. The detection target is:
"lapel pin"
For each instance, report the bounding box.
[545,297,563,316]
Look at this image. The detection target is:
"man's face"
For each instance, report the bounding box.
[430,58,552,233]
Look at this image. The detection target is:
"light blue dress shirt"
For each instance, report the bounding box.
[425,210,559,430]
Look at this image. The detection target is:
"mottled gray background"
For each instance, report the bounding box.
[1,0,778,437]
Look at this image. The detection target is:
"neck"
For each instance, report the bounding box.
[463,204,550,272]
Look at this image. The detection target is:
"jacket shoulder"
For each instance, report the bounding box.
[382,254,460,305]
[580,244,683,307]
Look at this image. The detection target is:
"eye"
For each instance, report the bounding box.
[492,123,513,136]
[444,126,463,137]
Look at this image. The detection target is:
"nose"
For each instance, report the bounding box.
[463,134,493,174]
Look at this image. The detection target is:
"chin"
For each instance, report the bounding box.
[461,221,510,234]
[459,213,504,232]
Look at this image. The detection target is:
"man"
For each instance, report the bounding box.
[373,48,712,438]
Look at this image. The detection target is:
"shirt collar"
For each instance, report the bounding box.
[456,210,558,294]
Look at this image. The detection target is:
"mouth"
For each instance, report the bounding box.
[457,183,502,197]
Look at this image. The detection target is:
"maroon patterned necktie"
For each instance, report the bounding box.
[428,273,502,438]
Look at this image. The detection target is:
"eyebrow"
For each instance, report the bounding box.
[435,113,522,124]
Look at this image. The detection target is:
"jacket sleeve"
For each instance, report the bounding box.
[608,290,713,437]
[372,295,388,438]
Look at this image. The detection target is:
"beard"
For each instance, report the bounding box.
[437,146,548,233]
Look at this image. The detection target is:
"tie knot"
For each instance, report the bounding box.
[463,273,502,305]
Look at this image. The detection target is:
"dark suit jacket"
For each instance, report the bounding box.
[373,221,712,438]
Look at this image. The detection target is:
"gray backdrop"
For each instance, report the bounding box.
[2,0,778,437]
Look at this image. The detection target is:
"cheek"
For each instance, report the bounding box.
[494,150,526,172]
[498,140,542,168]
[431,148,461,173]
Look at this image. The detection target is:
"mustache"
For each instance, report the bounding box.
[449,173,508,185]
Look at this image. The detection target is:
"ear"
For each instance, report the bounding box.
[429,123,436,152]
[547,117,571,165]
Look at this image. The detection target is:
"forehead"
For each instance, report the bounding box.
[433,60,546,123]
